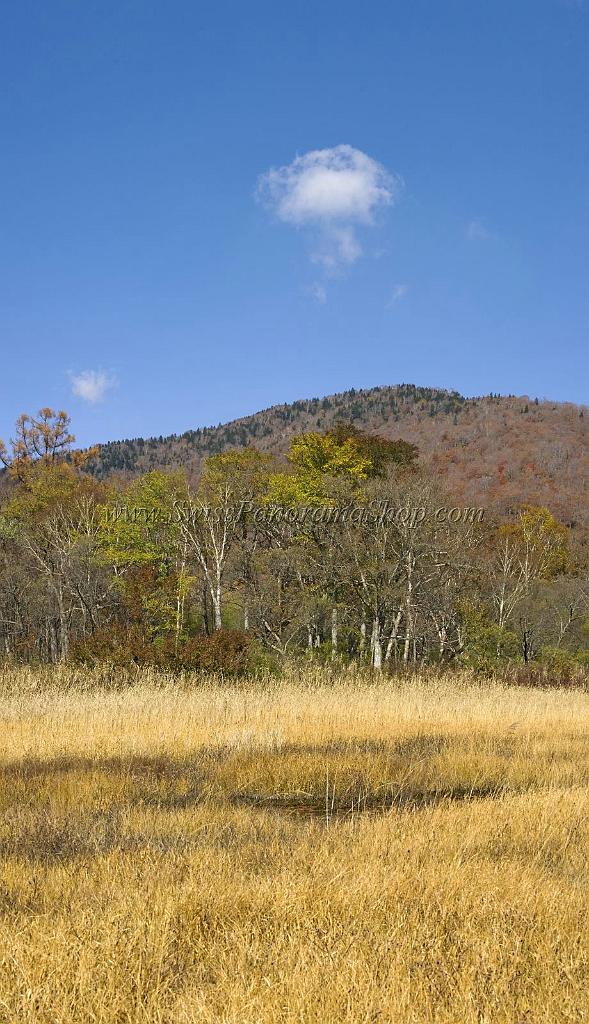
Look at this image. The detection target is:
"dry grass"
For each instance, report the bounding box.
[0,664,588,1022]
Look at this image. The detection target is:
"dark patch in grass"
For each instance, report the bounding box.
[392,734,450,759]
[0,739,560,866]
[231,783,506,819]
[0,753,203,782]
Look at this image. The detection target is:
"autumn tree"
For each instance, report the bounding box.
[327,422,419,476]
[493,505,571,628]
[265,430,372,507]
[1,460,107,661]
[0,408,96,483]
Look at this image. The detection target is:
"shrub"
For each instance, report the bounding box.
[174,630,255,676]
[70,628,265,678]
[458,617,520,676]
[506,650,589,689]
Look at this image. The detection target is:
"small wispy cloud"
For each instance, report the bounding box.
[388,283,408,306]
[69,369,116,404]
[258,144,401,272]
[309,282,327,304]
[466,218,491,241]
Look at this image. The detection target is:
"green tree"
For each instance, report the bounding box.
[97,470,192,644]
[181,449,276,631]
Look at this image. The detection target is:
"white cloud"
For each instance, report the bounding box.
[466,218,490,241]
[69,370,115,404]
[388,283,408,306]
[258,144,400,270]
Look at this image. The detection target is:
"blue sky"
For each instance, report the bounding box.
[1,0,588,448]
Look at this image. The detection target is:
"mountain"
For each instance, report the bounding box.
[88,383,589,531]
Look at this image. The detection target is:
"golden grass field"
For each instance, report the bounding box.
[0,663,588,1023]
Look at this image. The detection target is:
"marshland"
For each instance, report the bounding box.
[0,664,588,1023]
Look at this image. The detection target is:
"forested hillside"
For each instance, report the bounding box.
[1,398,588,673]
[88,384,589,531]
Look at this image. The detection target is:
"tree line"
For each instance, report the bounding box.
[1,408,588,678]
